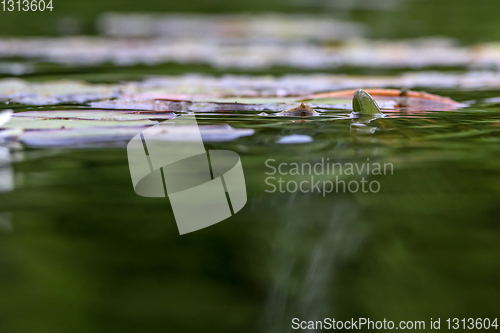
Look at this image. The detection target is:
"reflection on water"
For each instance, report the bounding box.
[0,96,499,332]
[0,213,12,232]
[0,146,14,193]
[265,193,362,333]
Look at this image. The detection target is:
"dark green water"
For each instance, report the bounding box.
[0,94,499,332]
[1,0,500,328]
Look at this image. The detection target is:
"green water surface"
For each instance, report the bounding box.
[0,92,499,332]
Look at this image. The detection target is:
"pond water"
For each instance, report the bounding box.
[0,81,499,332]
[2,1,500,328]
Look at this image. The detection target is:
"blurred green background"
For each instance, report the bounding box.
[1,0,500,43]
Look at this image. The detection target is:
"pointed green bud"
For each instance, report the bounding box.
[352,89,384,116]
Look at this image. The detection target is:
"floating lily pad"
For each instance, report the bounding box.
[19,124,254,147]
[2,35,500,71]
[2,117,158,129]
[0,78,117,105]
[20,127,145,147]
[12,110,176,121]
[89,100,172,111]
[193,97,300,104]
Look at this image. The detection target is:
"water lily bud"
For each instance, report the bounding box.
[352,89,384,116]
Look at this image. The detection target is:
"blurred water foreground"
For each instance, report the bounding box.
[0,3,500,333]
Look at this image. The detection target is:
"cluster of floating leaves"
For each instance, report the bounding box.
[0,81,467,149]
[1,73,500,108]
[2,13,497,70]
[0,108,255,148]
[2,35,500,69]
[0,79,117,105]
[98,13,365,41]
[0,62,493,150]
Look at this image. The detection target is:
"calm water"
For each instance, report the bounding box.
[2,0,500,329]
[0,90,499,332]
